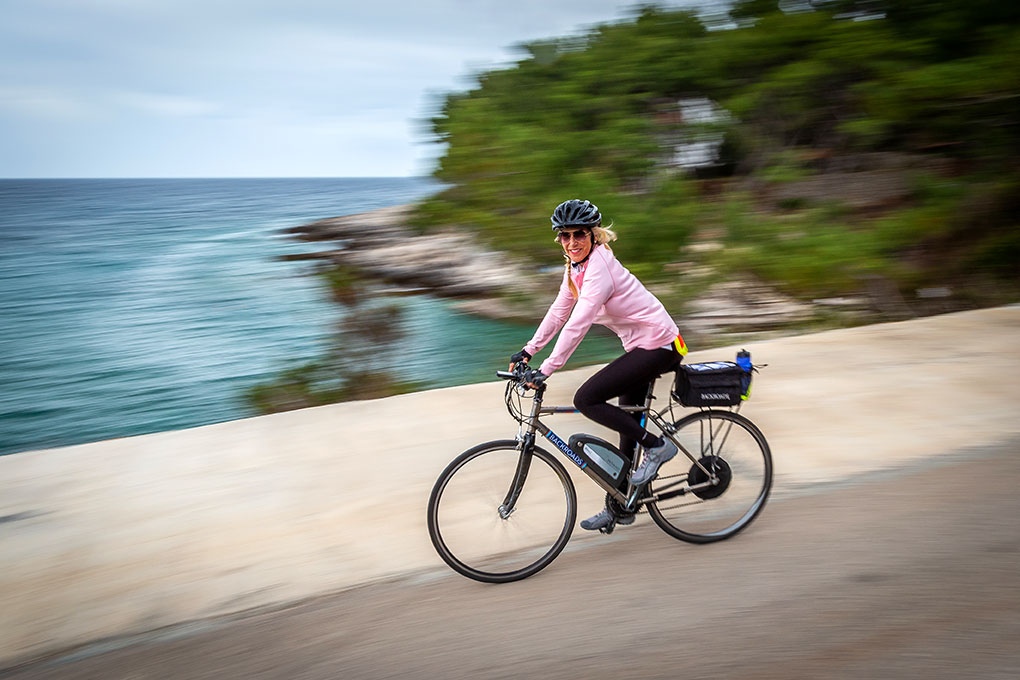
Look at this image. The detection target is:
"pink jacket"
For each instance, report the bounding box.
[524,244,679,376]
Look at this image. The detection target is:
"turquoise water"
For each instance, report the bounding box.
[0,178,620,455]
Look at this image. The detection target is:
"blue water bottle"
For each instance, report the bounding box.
[736,349,752,372]
[736,349,752,399]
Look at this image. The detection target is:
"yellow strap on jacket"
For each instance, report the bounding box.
[673,334,689,356]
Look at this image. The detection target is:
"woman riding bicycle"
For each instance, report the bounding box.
[509,198,688,532]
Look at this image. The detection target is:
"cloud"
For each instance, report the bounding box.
[0,86,93,119]
[114,92,222,118]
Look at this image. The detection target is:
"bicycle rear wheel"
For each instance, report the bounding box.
[647,410,772,543]
[427,440,576,583]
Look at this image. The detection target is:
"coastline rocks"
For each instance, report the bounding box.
[285,204,414,245]
[680,279,817,335]
[284,205,533,299]
[341,233,522,297]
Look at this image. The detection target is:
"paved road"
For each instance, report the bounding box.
[6,440,1019,680]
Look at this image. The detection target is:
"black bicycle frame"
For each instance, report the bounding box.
[500,380,720,515]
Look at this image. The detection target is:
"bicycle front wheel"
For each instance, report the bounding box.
[427,440,577,583]
[647,410,772,543]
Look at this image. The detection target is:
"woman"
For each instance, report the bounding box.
[509,198,688,532]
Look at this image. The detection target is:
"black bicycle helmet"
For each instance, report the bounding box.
[551,199,601,230]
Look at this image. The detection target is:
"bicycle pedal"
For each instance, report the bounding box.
[599,522,616,535]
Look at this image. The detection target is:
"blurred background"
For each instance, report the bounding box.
[2,0,1018,455]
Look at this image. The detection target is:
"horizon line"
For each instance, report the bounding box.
[0,175,432,180]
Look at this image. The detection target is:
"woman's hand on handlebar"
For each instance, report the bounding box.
[522,367,547,390]
[508,348,532,371]
[507,349,545,389]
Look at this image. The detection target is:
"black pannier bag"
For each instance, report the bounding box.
[672,361,751,407]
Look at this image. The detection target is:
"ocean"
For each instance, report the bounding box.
[0,178,619,455]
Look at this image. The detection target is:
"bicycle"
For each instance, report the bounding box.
[427,358,773,583]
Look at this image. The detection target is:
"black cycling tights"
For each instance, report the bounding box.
[573,347,680,460]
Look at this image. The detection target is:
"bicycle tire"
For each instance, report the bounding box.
[647,410,772,543]
[427,439,577,583]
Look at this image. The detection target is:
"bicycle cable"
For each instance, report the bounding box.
[504,378,527,424]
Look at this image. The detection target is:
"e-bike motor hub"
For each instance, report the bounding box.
[687,455,731,500]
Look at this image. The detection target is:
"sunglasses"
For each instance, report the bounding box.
[556,229,590,243]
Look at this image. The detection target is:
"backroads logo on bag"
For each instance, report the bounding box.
[700,392,732,401]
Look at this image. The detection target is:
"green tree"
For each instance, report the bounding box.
[417,1,1019,302]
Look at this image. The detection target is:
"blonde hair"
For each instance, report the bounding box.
[560,224,618,298]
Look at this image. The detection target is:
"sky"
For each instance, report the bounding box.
[0,0,712,178]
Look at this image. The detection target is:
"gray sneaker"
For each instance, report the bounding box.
[580,507,636,531]
[629,438,678,486]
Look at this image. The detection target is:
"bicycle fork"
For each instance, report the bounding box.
[498,384,548,519]
[498,432,535,519]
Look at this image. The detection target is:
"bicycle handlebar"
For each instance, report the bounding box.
[496,364,545,392]
[496,362,531,381]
